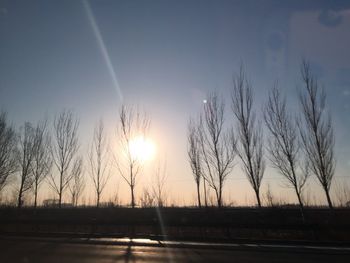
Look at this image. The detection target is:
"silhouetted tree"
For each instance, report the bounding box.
[140,187,155,207]
[88,120,110,207]
[0,111,17,194]
[334,180,350,207]
[17,122,36,208]
[49,110,80,208]
[198,92,236,208]
[115,105,150,208]
[298,61,335,209]
[187,119,202,208]
[264,87,309,218]
[152,159,167,207]
[231,66,265,208]
[32,120,52,207]
[68,157,84,206]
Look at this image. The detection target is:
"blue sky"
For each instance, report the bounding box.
[1,0,350,205]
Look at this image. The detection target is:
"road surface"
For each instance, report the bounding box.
[1,237,350,262]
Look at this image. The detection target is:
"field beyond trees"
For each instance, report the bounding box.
[1,207,350,243]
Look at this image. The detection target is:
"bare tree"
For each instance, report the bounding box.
[115,105,150,208]
[17,122,36,208]
[264,184,276,207]
[140,187,155,207]
[264,87,309,217]
[0,111,17,194]
[187,119,202,208]
[231,67,265,207]
[198,92,236,208]
[88,119,110,207]
[32,120,52,207]
[49,110,80,208]
[68,157,84,206]
[298,61,335,209]
[152,160,168,207]
[334,179,350,207]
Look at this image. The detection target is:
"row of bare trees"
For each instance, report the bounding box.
[0,62,339,209]
[0,112,17,194]
[48,111,80,208]
[188,61,336,211]
[0,105,155,208]
[17,121,52,208]
[0,110,108,208]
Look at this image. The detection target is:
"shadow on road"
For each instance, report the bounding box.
[123,239,135,263]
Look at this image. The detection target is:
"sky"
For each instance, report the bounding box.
[0,0,350,206]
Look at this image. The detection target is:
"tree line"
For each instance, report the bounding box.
[0,104,157,208]
[188,61,338,215]
[0,61,344,209]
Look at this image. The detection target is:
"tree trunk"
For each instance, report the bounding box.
[295,188,305,222]
[59,189,62,208]
[97,192,100,208]
[217,195,222,208]
[255,189,261,208]
[34,183,38,208]
[59,169,64,208]
[196,182,201,208]
[17,188,23,208]
[218,182,223,208]
[131,184,135,208]
[324,186,333,209]
[203,180,208,207]
[215,188,222,208]
[17,178,24,208]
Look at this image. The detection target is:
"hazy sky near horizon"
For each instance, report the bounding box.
[1,0,350,205]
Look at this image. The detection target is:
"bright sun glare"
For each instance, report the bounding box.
[129,136,156,162]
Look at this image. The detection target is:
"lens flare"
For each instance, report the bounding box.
[83,0,123,103]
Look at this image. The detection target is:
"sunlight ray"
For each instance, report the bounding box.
[83,0,124,103]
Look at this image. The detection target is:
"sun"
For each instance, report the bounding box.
[129,136,156,162]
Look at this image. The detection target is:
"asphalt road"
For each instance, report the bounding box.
[1,237,350,263]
